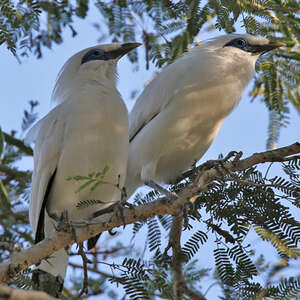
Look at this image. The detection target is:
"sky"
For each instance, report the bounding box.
[0,6,299,299]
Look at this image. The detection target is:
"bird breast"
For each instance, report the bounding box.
[47,85,129,221]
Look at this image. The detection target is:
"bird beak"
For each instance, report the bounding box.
[260,41,284,54]
[120,43,142,55]
[114,42,142,59]
[105,42,142,60]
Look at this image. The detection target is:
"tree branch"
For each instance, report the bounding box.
[3,132,33,156]
[0,284,55,300]
[0,164,31,182]
[69,262,124,282]
[170,213,206,300]
[171,213,185,300]
[0,142,299,283]
[249,2,280,22]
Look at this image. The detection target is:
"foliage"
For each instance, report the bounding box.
[124,157,300,299]
[0,0,299,299]
[0,0,89,58]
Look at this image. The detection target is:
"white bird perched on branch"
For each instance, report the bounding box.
[25,42,141,293]
[125,34,283,198]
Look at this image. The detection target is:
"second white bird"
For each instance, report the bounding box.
[125,34,283,197]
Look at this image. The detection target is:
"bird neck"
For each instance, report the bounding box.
[51,62,118,104]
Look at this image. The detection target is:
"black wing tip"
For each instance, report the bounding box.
[87,234,101,250]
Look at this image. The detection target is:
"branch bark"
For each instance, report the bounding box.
[170,213,206,300]
[0,142,299,283]
[0,284,55,300]
[171,213,185,300]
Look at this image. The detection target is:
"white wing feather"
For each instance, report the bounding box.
[29,103,66,235]
[129,48,199,141]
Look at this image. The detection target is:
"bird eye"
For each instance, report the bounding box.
[93,50,101,56]
[81,48,106,64]
[236,38,247,47]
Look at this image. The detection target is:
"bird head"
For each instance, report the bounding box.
[222,34,284,56]
[201,34,284,74]
[51,42,141,104]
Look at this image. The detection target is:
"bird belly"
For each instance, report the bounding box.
[46,98,128,221]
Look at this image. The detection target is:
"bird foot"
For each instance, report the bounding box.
[55,210,79,243]
[144,179,178,200]
[92,189,135,228]
[200,151,242,180]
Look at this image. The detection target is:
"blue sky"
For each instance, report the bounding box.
[0,7,299,299]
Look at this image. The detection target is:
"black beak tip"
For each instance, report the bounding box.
[269,41,285,49]
[121,42,142,52]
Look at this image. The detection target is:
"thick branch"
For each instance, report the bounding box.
[0,284,54,300]
[0,142,299,283]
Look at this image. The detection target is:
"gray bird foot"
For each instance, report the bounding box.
[200,151,242,180]
[92,191,135,228]
[144,180,178,200]
[55,210,79,243]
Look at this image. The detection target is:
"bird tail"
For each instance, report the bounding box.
[32,211,69,295]
[37,248,69,278]
[32,248,68,297]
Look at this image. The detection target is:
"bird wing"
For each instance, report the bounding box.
[24,120,42,145]
[129,73,171,142]
[28,103,66,239]
[129,57,188,142]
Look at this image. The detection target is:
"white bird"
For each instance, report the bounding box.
[26,43,140,288]
[125,34,283,197]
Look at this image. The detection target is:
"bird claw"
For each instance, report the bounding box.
[200,151,243,180]
[110,197,135,228]
[92,189,135,228]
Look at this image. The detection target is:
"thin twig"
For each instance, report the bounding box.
[77,243,91,297]
[264,6,300,13]
[170,213,206,300]
[171,213,185,300]
[3,132,33,156]
[69,262,124,282]
[226,176,300,193]
[249,2,280,22]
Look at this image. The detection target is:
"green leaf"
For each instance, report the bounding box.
[88,172,95,178]
[66,175,90,181]
[95,166,110,178]
[75,179,95,193]
[90,181,102,192]
[0,179,9,204]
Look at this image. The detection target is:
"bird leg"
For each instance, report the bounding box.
[55,210,79,244]
[144,180,178,200]
[92,187,135,228]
